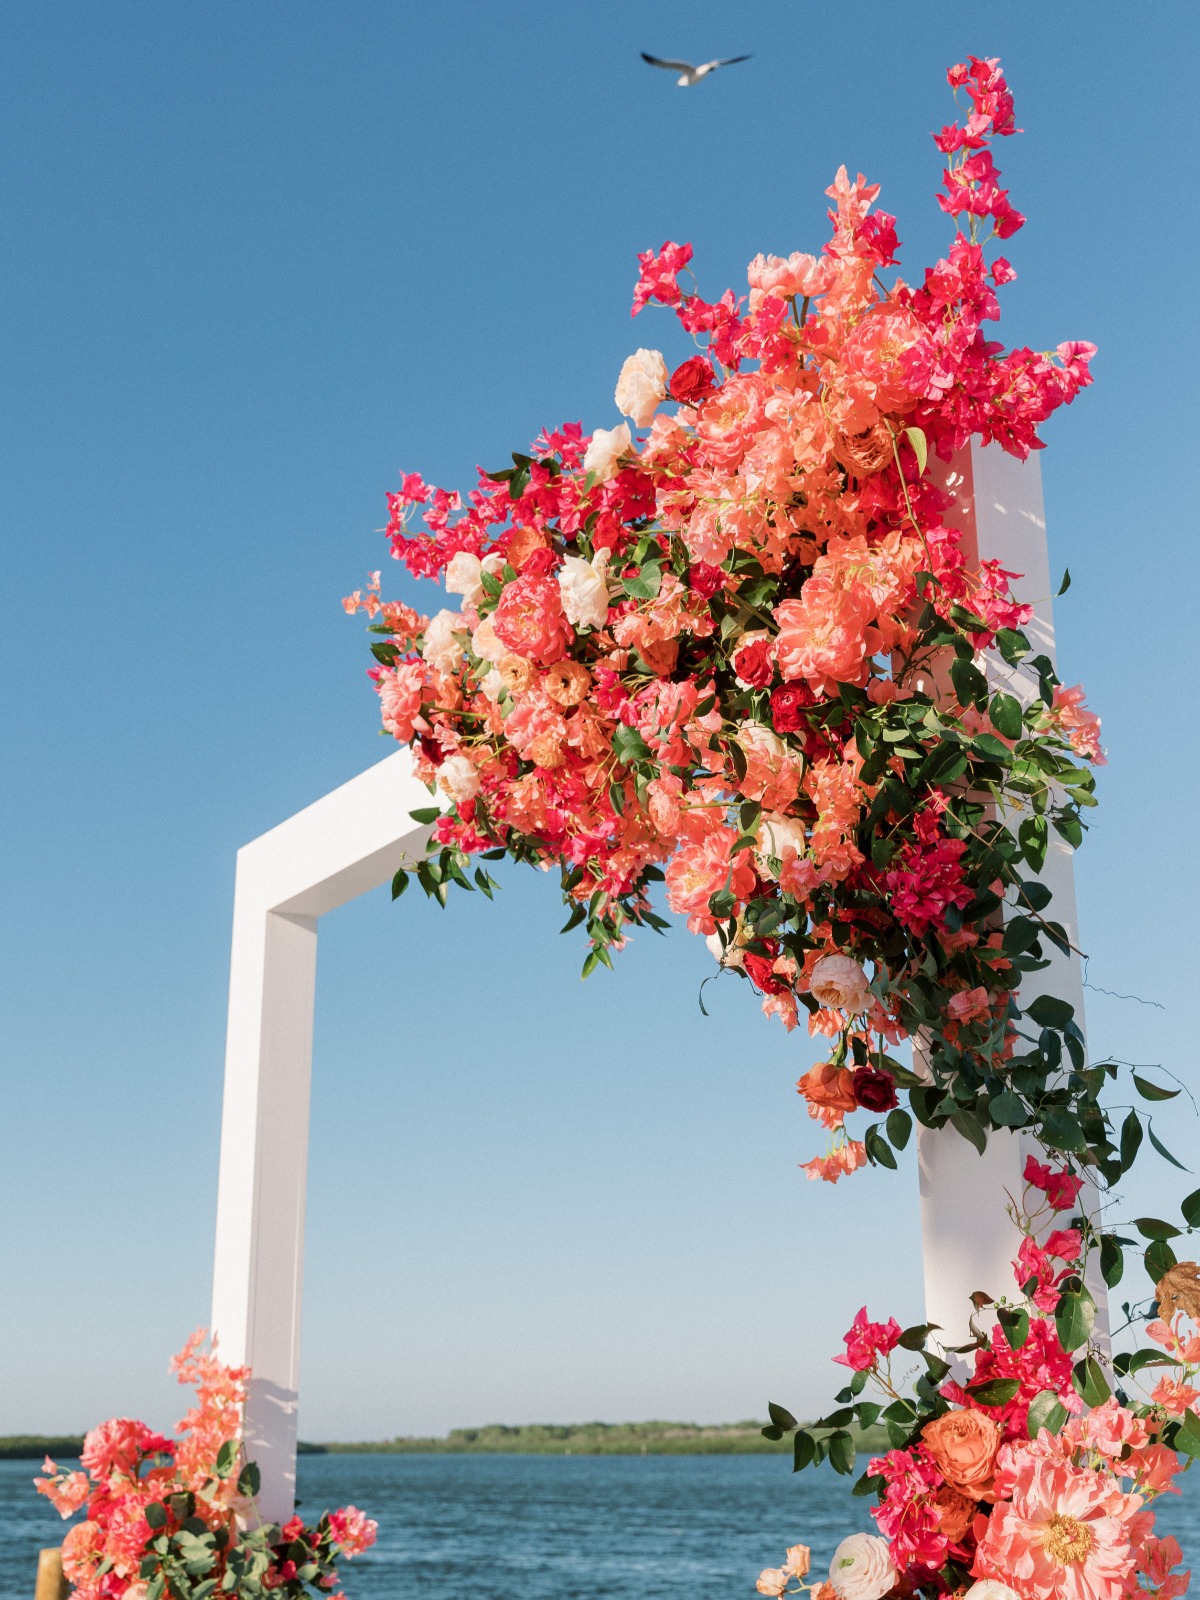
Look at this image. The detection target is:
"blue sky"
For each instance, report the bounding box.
[2,0,1197,1441]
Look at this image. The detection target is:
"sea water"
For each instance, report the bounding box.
[3,1453,1199,1600]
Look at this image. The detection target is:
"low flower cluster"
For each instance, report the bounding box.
[35,1333,376,1600]
[347,55,1114,1183]
[757,1175,1199,1600]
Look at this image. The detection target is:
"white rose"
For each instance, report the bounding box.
[471,615,507,664]
[583,422,632,483]
[444,551,484,607]
[964,1585,1022,1600]
[422,609,466,673]
[479,667,505,703]
[809,953,872,1014]
[558,548,611,631]
[757,813,807,876]
[436,753,479,805]
[828,1533,897,1600]
[614,348,668,428]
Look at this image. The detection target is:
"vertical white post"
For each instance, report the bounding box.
[918,440,1105,1357]
[211,750,441,1522]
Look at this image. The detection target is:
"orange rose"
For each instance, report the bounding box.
[921,1409,1000,1501]
[797,1063,857,1129]
[933,1484,976,1543]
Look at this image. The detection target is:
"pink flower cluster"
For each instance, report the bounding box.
[35,1333,376,1600]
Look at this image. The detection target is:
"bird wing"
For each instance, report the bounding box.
[641,52,695,71]
[714,54,753,67]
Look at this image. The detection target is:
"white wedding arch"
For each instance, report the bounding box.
[210,440,1104,1522]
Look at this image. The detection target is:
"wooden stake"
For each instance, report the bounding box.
[34,1548,68,1600]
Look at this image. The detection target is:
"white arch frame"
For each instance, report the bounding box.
[211,442,1101,1523]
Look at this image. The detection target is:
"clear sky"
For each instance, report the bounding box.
[2,0,1197,1442]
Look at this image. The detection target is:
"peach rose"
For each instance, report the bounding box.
[921,1408,1000,1501]
[809,953,871,1013]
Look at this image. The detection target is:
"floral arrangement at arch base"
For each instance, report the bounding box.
[344,49,1200,1600]
[36,1333,376,1600]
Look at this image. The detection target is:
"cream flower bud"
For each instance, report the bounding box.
[809,953,871,1014]
[614,348,669,428]
[828,1533,897,1600]
[436,753,479,805]
[558,548,611,631]
[583,422,632,483]
[422,609,466,673]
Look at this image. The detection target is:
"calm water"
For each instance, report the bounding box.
[3,1453,1199,1599]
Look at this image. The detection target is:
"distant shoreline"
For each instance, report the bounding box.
[1,1422,888,1461]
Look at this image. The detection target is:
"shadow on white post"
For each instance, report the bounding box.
[918,441,1106,1360]
[210,749,440,1522]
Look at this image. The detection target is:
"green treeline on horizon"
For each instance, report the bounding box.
[0,1421,890,1460]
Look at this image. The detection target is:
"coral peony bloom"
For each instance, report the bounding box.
[974,1454,1141,1600]
[922,1409,1001,1500]
[774,580,873,697]
[809,954,871,1013]
[828,1532,898,1600]
[491,575,574,665]
[615,348,669,428]
[583,422,633,482]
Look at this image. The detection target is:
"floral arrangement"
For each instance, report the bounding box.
[343,54,1125,1188]
[35,1333,376,1600]
[755,1170,1200,1600]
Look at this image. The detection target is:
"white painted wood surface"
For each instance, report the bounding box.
[210,750,440,1521]
[917,444,1106,1359]
[209,441,1102,1516]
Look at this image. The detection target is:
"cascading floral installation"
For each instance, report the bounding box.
[341,50,1200,1600]
[36,1334,376,1600]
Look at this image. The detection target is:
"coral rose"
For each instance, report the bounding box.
[828,1533,897,1600]
[615,348,668,428]
[810,953,871,1013]
[798,1062,857,1127]
[922,1409,1001,1501]
[491,575,574,665]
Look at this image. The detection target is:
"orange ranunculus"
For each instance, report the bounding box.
[921,1408,1001,1501]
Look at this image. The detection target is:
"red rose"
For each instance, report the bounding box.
[687,561,726,599]
[733,636,775,688]
[670,355,717,404]
[743,948,786,996]
[770,683,814,733]
[418,734,445,766]
[851,1067,898,1113]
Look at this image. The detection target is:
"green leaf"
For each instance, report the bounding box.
[989,1090,1027,1128]
[1176,1410,1200,1459]
[623,561,663,600]
[904,425,928,476]
[1040,1109,1086,1154]
[1026,994,1075,1031]
[828,1430,857,1476]
[950,656,988,708]
[1148,1125,1190,1172]
[145,1501,168,1531]
[1100,1234,1125,1288]
[1027,1390,1069,1439]
[390,868,410,901]
[967,1377,1020,1406]
[1146,1238,1178,1282]
[886,1109,912,1151]
[1072,1356,1111,1407]
[237,1461,261,1498]
[1132,1073,1181,1103]
[896,1323,932,1352]
[793,1429,816,1471]
[1182,1187,1200,1229]
[950,1108,987,1154]
[1018,815,1048,873]
[1055,1290,1096,1353]
[851,1470,886,1499]
[1057,568,1071,596]
[997,1305,1030,1350]
[996,628,1030,665]
[408,806,442,825]
[612,724,652,766]
[1002,916,1040,956]
[768,1401,798,1431]
[215,1439,238,1476]
[989,692,1023,740]
[865,1124,898,1170]
[1134,1217,1182,1242]
[1119,1111,1143,1172]
[608,781,625,816]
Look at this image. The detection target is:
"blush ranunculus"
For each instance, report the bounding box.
[828,1532,898,1600]
[770,682,815,733]
[491,575,574,665]
[922,1409,1001,1501]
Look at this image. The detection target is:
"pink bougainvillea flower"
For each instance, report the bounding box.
[835,1306,904,1371]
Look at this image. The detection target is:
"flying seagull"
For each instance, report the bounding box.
[641,51,752,88]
